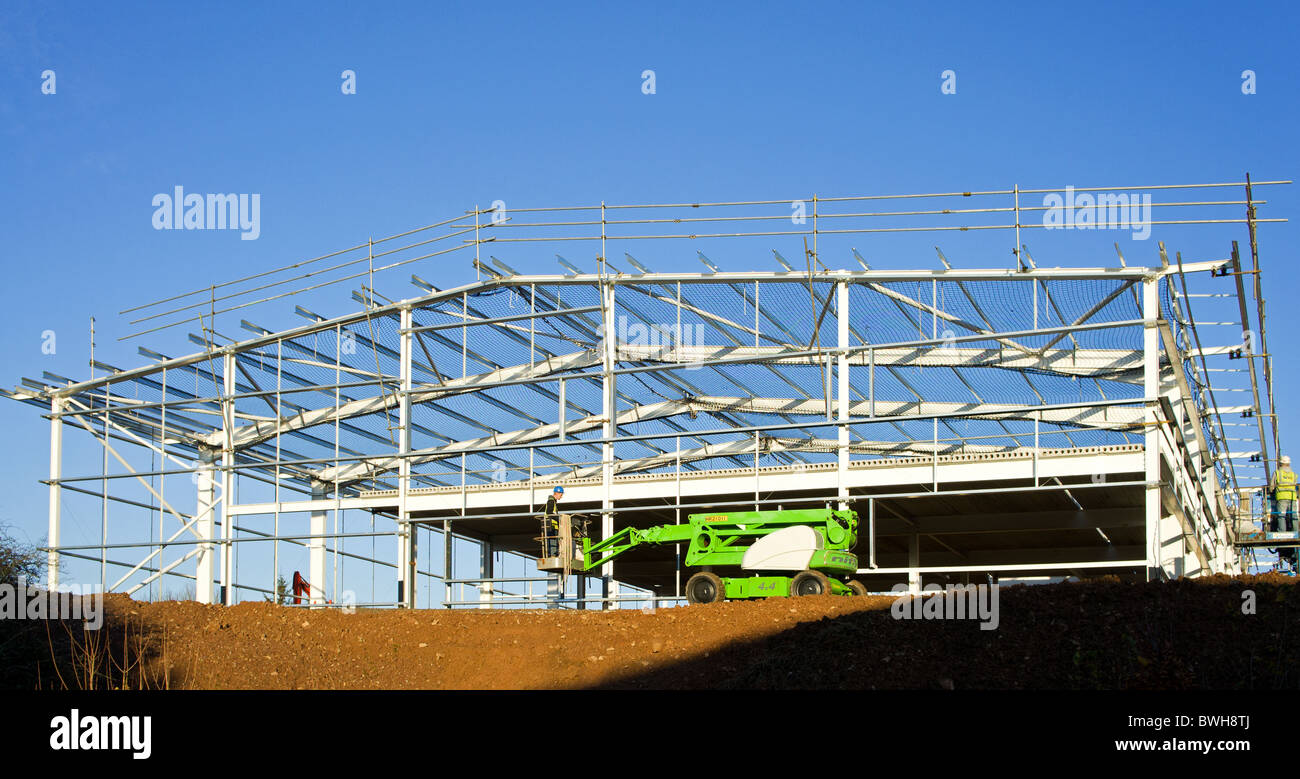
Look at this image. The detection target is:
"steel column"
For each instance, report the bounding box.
[601,279,617,607]
[908,533,920,595]
[309,484,327,606]
[398,306,416,607]
[479,542,494,609]
[1143,277,1162,581]
[195,449,217,604]
[47,397,63,589]
[221,352,235,605]
[837,280,850,510]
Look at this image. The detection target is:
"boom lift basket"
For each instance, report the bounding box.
[537,514,589,588]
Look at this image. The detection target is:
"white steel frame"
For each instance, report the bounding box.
[6,180,1286,606]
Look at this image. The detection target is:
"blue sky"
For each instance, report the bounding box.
[0,1,1295,591]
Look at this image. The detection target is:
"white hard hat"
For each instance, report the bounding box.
[1282,455,1291,466]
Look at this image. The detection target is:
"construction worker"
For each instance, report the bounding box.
[542,486,564,557]
[1271,456,1297,569]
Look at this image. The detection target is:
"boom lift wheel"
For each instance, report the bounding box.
[685,572,725,604]
[847,579,868,596]
[790,570,830,596]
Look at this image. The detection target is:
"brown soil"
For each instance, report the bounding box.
[4,574,1297,689]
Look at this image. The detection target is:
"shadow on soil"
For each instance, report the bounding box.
[0,596,189,690]
[591,576,1300,690]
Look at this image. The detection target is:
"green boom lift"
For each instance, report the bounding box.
[554,507,867,604]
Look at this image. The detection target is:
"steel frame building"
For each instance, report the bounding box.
[4,180,1287,608]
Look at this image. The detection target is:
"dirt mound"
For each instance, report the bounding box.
[3,575,1296,689]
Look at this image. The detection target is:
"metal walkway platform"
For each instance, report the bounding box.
[1235,530,1300,548]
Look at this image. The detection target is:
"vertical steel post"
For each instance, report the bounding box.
[47,397,63,590]
[479,542,494,609]
[908,533,920,595]
[867,497,876,569]
[812,193,818,265]
[1032,277,1038,329]
[837,280,850,510]
[1033,413,1040,486]
[547,563,561,610]
[1014,184,1021,269]
[273,338,282,601]
[932,417,939,491]
[868,348,875,418]
[195,448,217,604]
[931,279,937,338]
[601,279,617,608]
[675,434,682,600]
[309,484,327,606]
[398,306,415,607]
[333,325,342,603]
[100,388,108,592]
[158,368,167,600]
[558,379,566,441]
[1143,277,1162,581]
[443,517,453,609]
[221,351,235,605]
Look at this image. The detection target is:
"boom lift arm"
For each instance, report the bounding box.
[582,523,694,570]
[574,508,867,603]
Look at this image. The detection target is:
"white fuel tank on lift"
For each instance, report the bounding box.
[740,525,822,571]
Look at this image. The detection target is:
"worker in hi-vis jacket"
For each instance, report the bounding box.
[542,485,564,557]
[1271,456,1297,568]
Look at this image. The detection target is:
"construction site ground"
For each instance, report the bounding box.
[5,574,1297,690]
